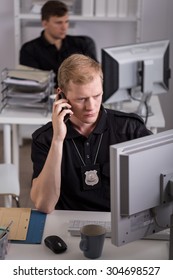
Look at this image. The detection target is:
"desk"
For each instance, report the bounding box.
[105,95,165,134]
[0,96,165,175]
[6,210,169,260]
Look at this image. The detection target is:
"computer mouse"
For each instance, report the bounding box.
[44,235,67,254]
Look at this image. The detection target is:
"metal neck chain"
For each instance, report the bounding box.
[71,133,103,166]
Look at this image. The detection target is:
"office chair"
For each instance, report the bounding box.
[0,164,20,207]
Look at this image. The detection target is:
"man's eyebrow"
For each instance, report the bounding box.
[75,93,103,100]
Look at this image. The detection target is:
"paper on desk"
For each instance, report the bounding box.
[0,208,31,240]
[8,65,51,84]
[7,86,49,97]
[7,97,46,105]
[3,77,48,89]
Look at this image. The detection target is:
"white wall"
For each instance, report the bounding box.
[0,0,173,131]
[0,0,15,130]
[140,0,173,131]
[0,0,15,73]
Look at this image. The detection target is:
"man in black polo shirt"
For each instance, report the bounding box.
[30,54,152,214]
[19,0,97,86]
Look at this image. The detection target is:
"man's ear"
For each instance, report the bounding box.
[55,88,60,101]
[42,20,48,29]
[56,87,62,94]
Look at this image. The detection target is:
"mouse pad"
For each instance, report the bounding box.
[11,210,47,244]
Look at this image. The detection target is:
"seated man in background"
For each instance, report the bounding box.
[20,0,97,86]
[30,53,152,214]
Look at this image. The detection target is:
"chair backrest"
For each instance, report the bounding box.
[0,164,20,207]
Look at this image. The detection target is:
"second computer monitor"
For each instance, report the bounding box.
[102,40,171,108]
[110,129,173,247]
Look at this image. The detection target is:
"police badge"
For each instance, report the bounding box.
[81,164,101,190]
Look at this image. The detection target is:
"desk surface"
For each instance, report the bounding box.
[121,95,165,129]
[0,108,51,125]
[105,95,165,131]
[6,210,169,260]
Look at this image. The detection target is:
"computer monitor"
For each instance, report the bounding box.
[110,129,173,258]
[102,40,171,116]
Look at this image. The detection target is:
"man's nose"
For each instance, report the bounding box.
[85,98,94,110]
[62,22,68,30]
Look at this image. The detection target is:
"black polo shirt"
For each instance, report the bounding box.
[31,108,152,211]
[20,31,97,86]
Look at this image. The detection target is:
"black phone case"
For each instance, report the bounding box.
[59,92,70,122]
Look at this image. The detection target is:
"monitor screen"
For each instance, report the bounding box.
[102,40,171,106]
[110,129,173,248]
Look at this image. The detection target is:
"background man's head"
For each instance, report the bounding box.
[41,1,69,41]
[41,1,68,21]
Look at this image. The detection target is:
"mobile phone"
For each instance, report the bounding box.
[58,92,70,122]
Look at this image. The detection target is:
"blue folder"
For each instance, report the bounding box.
[12,209,47,244]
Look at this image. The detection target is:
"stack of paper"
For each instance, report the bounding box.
[1,66,54,113]
[7,65,51,86]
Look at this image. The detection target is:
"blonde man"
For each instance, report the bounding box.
[31,54,151,213]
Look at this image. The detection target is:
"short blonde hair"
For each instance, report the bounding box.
[58,54,103,91]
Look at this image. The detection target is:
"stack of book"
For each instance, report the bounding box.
[82,0,137,18]
[30,0,137,18]
[31,0,80,15]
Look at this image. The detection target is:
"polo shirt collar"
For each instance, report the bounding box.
[40,30,68,50]
[66,106,108,139]
[40,31,51,47]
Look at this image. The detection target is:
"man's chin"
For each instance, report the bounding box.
[71,113,99,125]
[58,34,66,39]
[82,116,98,124]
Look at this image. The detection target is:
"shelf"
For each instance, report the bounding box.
[14,0,143,64]
[18,13,138,22]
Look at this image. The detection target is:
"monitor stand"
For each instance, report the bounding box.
[135,92,153,118]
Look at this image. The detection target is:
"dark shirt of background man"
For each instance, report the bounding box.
[20,33,97,86]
